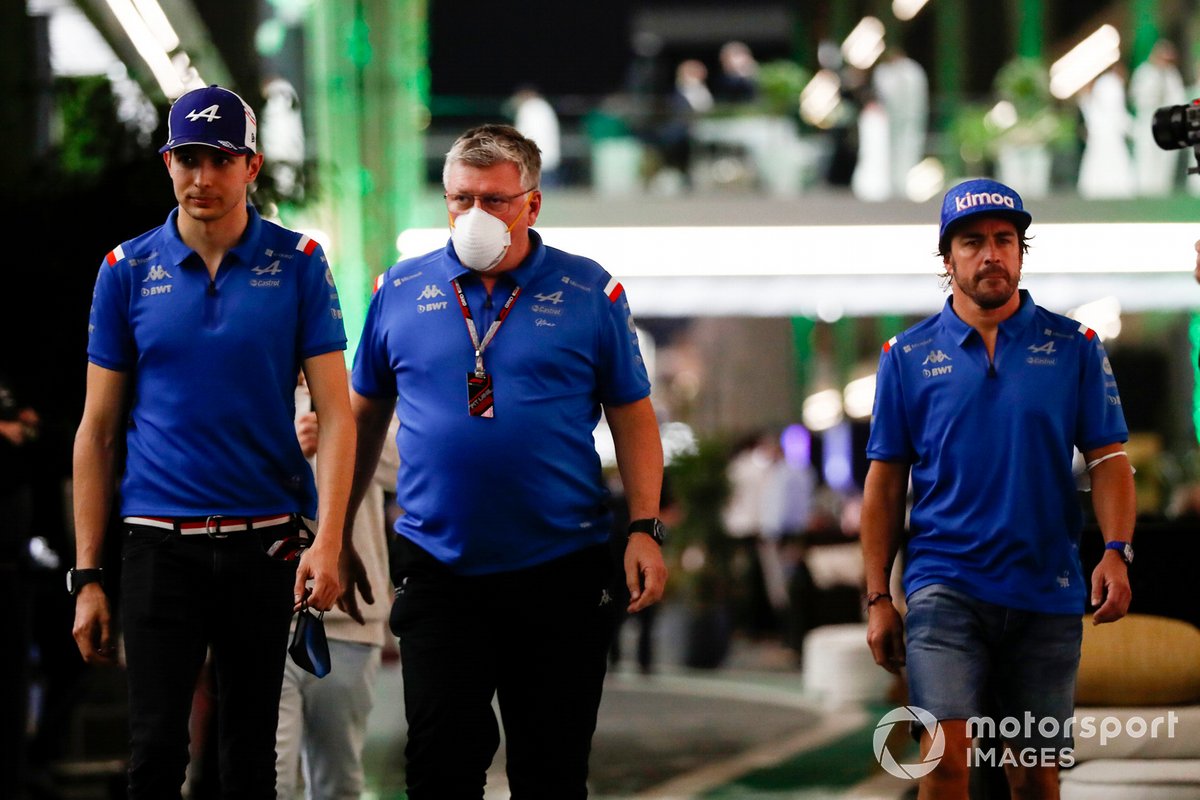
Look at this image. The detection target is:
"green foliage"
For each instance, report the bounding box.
[54,76,124,183]
[665,437,736,603]
[949,57,1076,172]
[754,60,811,118]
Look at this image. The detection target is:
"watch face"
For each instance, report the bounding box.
[1123,544,1134,564]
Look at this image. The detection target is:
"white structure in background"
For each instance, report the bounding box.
[872,48,929,198]
[851,95,891,202]
[31,0,158,141]
[260,76,306,196]
[1077,68,1136,199]
[511,87,561,185]
[1130,41,1187,197]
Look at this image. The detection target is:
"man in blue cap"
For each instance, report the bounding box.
[860,178,1136,797]
[70,84,356,798]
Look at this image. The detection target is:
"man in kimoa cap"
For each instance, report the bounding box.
[860,178,1135,797]
[70,84,356,798]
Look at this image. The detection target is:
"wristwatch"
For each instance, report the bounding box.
[1104,541,1134,566]
[627,518,666,546]
[66,567,104,596]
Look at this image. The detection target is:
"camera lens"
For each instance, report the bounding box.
[1152,103,1200,150]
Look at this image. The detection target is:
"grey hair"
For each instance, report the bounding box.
[443,124,542,190]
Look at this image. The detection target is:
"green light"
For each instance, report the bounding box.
[1190,313,1200,445]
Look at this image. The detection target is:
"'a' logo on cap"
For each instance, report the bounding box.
[185,105,223,123]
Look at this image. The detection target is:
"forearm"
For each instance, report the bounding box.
[72,425,117,569]
[1086,447,1136,543]
[345,392,394,544]
[606,398,663,520]
[861,460,909,594]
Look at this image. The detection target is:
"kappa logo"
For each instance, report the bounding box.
[252,261,283,276]
[185,104,222,123]
[143,265,172,282]
[534,290,564,304]
[922,350,952,365]
[417,284,446,301]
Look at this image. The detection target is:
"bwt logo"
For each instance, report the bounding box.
[418,301,449,313]
[955,192,1015,212]
[874,706,944,780]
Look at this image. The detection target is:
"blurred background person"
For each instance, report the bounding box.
[1077,66,1136,198]
[713,40,759,105]
[872,46,928,199]
[510,85,562,188]
[276,376,399,800]
[1130,40,1187,197]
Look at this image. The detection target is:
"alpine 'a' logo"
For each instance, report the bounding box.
[534,290,564,304]
[253,261,283,276]
[186,104,222,123]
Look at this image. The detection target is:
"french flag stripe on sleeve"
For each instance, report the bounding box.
[604,277,623,302]
[105,245,125,266]
[373,273,386,294]
[882,336,898,352]
[296,235,318,255]
[1078,323,1095,340]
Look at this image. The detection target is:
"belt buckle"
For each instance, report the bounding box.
[205,515,229,539]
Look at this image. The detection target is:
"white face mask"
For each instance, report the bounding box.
[450,207,512,272]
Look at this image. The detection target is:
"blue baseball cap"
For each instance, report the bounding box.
[938,178,1032,251]
[159,85,258,156]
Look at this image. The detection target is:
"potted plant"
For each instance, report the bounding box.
[950,57,1076,196]
[664,436,736,668]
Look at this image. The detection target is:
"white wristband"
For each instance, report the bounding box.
[1086,451,1128,471]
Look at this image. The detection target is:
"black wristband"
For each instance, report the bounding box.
[865,591,892,607]
[627,518,666,546]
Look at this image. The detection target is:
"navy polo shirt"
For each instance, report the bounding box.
[352,230,651,575]
[867,290,1128,614]
[87,206,347,518]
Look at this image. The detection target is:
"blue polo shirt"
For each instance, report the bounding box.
[87,206,347,518]
[352,231,651,575]
[866,290,1128,614]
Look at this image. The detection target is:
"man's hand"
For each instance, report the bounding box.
[336,543,374,625]
[1090,551,1132,624]
[624,533,668,613]
[72,584,115,665]
[295,411,319,459]
[295,541,341,612]
[866,600,906,674]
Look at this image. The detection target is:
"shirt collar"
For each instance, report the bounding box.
[940,289,1036,347]
[160,204,263,268]
[441,229,546,288]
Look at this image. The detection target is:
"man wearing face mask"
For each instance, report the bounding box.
[346,124,667,798]
[860,178,1135,797]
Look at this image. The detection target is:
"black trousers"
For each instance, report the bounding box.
[390,537,616,800]
[120,524,298,799]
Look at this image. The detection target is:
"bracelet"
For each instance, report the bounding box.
[865,591,892,607]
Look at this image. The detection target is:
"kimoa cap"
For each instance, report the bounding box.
[159,85,257,156]
[938,178,1032,250]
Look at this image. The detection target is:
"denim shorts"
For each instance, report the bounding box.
[905,583,1082,749]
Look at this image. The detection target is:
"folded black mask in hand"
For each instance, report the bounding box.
[289,605,331,678]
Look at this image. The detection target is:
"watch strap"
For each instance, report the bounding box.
[67,567,104,595]
[627,517,665,545]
